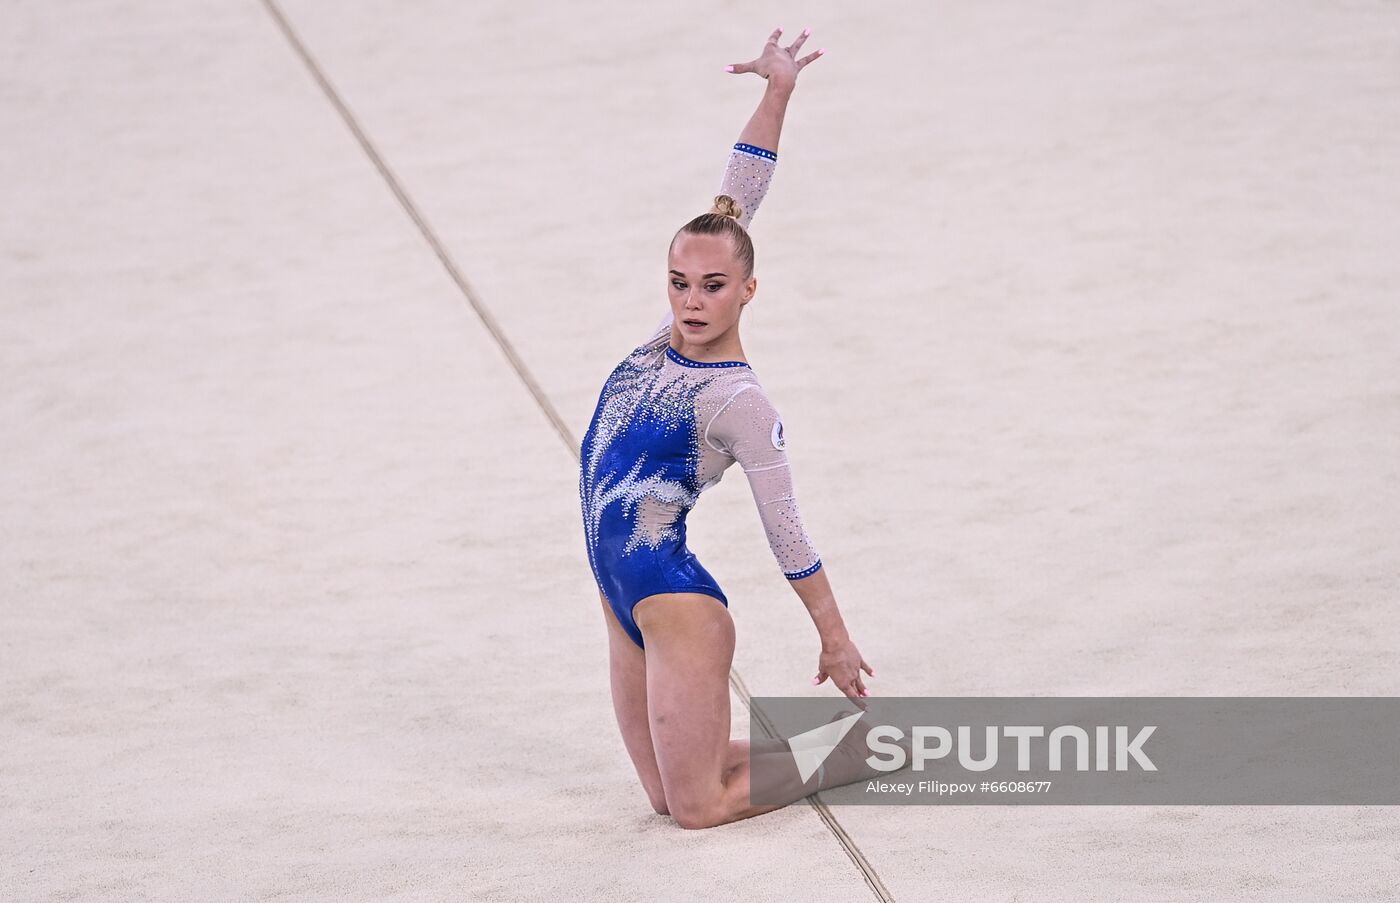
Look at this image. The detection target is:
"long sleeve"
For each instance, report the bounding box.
[705,383,823,580]
[721,142,778,231]
[645,307,674,346]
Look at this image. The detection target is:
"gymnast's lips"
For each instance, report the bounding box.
[682,319,707,328]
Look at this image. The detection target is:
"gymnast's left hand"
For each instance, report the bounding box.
[725,26,826,91]
[813,636,873,706]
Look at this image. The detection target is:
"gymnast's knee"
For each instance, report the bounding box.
[669,799,724,830]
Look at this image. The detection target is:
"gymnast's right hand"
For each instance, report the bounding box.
[813,636,873,707]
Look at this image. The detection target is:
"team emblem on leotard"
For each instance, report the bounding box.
[771,419,786,450]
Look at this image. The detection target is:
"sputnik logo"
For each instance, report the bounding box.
[786,710,866,782]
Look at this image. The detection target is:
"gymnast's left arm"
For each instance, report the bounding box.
[706,383,873,703]
[644,28,826,341]
[721,25,825,230]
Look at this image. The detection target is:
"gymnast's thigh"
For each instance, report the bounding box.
[632,590,734,650]
[597,589,669,813]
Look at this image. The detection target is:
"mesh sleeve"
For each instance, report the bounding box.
[641,308,674,347]
[720,142,778,231]
[705,384,823,580]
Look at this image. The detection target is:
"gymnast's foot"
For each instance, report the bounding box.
[808,709,914,793]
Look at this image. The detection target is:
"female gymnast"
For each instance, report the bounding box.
[578,27,878,828]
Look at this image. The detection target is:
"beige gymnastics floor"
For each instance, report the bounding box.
[2,1,1397,900]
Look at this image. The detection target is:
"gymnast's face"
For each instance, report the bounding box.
[667,232,756,343]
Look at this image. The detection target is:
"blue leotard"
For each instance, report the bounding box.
[578,142,822,649]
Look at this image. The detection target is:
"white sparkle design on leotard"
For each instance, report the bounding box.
[580,343,711,559]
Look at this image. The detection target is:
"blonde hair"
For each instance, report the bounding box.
[670,194,755,281]
[709,194,744,219]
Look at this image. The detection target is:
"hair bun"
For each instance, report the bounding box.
[709,194,743,220]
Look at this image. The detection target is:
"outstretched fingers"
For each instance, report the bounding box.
[786,26,825,70]
[727,26,825,78]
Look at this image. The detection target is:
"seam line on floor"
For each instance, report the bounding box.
[258,0,574,455]
[259,4,894,899]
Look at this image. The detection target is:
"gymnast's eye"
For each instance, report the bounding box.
[706,283,724,292]
[671,280,686,289]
